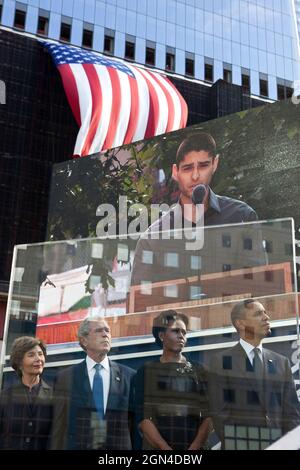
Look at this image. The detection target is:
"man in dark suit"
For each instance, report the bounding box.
[51,316,135,450]
[209,299,300,450]
[130,132,264,291]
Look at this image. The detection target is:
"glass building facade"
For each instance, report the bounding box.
[295,0,300,43]
[0,0,299,100]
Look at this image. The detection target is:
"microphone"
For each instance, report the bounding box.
[192,184,207,205]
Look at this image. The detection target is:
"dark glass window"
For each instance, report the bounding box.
[242,74,250,93]
[223,264,231,272]
[223,388,235,403]
[185,57,194,77]
[277,79,294,100]
[37,15,49,36]
[223,68,232,83]
[222,234,231,248]
[205,63,213,82]
[146,46,155,66]
[277,84,285,100]
[243,238,253,250]
[125,41,135,60]
[104,35,114,54]
[277,77,295,100]
[247,390,260,405]
[265,271,274,282]
[82,28,93,49]
[264,240,273,253]
[286,87,293,98]
[14,9,26,30]
[166,52,175,71]
[223,356,232,370]
[259,79,268,97]
[60,22,71,42]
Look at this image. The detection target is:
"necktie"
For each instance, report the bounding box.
[93,363,104,420]
[253,348,264,379]
[253,348,265,408]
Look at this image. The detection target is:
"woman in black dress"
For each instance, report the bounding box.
[0,336,53,449]
[133,310,211,450]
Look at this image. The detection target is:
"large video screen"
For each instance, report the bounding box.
[47,98,300,241]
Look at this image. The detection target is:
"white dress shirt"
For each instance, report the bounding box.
[86,355,110,413]
[239,338,263,366]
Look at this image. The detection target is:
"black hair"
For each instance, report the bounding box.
[152,310,189,347]
[176,132,217,166]
[231,299,256,330]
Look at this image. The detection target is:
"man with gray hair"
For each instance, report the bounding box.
[51,317,135,450]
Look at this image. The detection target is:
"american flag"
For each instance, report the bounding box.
[43,42,188,157]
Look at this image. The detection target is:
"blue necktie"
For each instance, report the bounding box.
[92,363,104,420]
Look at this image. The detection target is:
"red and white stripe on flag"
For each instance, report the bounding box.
[44,42,188,157]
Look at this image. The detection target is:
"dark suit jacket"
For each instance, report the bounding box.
[209,343,300,448]
[0,379,53,450]
[51,358,135,450]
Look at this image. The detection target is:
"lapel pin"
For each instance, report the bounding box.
[116,376,121,382]
[267,359,273,363]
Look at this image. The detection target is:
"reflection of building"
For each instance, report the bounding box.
[1,220,296,348]
[130,263,293,314]
[130,221,295,311]
[37,260,131,323]
[35,291,297,346]
[38,265,91,317]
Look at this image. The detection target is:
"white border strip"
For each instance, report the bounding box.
[266,425,300,450]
